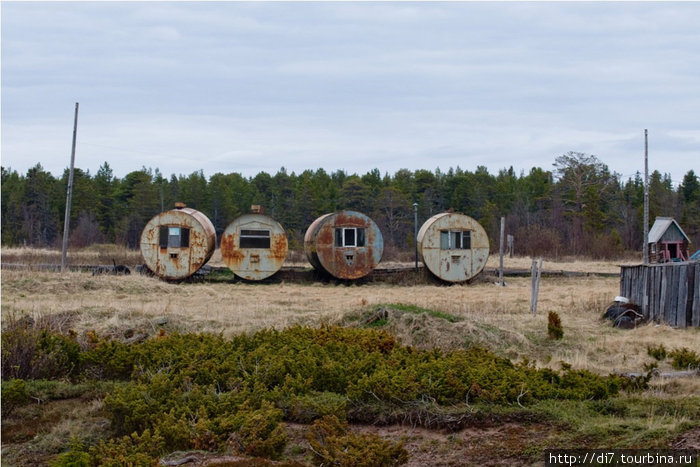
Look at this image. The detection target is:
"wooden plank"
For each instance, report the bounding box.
[636,266,642,308]
[693,263,700,327]
[620,266,628,298]
[687,263,696,327]
[651,266,659,322]
[677,264,688,328]
[642,266,649,319]
[661,265,671,325]
[668,265,677,326]
[619,267,625,297]
[669,265,680,327]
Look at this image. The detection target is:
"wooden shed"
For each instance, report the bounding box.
[648,217,691,262]
[220,208,288,281]
[140,204,216,280]
[304,210,383,280]
[417,212,489,283]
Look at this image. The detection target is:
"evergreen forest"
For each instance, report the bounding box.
[2,151,699,259]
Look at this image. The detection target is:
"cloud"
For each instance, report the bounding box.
[1,2,698,185]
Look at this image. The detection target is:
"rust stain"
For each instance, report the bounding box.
[221,233,244,267]
[270,234,288,260]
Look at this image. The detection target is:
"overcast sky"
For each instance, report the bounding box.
[2,1,699,185]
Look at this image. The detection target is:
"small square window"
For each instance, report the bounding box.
[240,229,271,249]
[440,230,471,250]
[160,226,190,248]
[335,228,366,247]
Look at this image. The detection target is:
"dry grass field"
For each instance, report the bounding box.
[2,249,699,466]
[2,266,697,382]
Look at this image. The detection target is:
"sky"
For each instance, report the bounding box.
[1,1,699,185]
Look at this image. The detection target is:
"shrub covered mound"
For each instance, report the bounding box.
[2,324,639,466]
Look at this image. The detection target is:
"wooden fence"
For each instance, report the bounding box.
[620,262,700,328]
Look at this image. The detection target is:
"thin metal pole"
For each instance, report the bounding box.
[413,202,419,272]
[643,129,649,265]
[61,102,79,272]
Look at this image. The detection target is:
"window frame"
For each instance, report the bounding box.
[239,229,272,249]
[440,230,471,250]
[159,226,190,249]
[335,227,366,247]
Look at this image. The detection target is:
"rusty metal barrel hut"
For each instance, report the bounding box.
[417,212,489,283]
[220,207,288,281]
[304,210,384,280]
[140,203,216,280]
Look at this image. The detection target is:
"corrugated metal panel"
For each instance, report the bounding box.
[221,213,288,281]
[417,212,489,283]
[140,207,216,280]
[304,210,383,280]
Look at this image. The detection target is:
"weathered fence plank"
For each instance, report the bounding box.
[677,265,688,328]
[693,263,700,327]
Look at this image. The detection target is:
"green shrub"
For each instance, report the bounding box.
[286,391,347,423]
[226,401,287,459]
[547,312,563,340]
[52,430,164,467]
[88,429,164,466]
[305,415,408,467]
[669,347,700,370]
[1,326,81,380]
[51,451,91,467]
[1,378,30,416]
[647,344,667,361]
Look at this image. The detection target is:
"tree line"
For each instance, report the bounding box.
[2,152,699,259]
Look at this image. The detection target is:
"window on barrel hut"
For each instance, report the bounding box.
[335,228,366,247]
[160,226,190,248]
[240,229,271,248]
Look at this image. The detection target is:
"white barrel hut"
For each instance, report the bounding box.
[304,210,384,280]
[140,203,216,280]
[417,212,489,283]
[220,206,288,281]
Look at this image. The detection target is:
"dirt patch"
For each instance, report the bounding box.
[350,422,556,467]
[671,427,700,450]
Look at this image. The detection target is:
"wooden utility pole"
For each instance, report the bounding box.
[498,216,505,286]
[61,102,79,272]
[413,202,419,272]
[643,129,649,265]
[530,258,543,315]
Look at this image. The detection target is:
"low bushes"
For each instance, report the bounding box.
[3,322,637,466]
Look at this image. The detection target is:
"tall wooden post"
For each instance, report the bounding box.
[498,216,505,286]
[530,258,543,315]
[61,102,79,272]
[643,129,649,265]
[413,202,419,272]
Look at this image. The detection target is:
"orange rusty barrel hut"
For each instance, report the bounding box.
[417,212,489,283]
[140,203,216,280]
[304,210,384,280]
[220,206,288,281]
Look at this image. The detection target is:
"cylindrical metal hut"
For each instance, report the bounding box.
[140,203,216,280]
[304,210,383,280]
[220,207,288,281]
[417,212,489,283]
